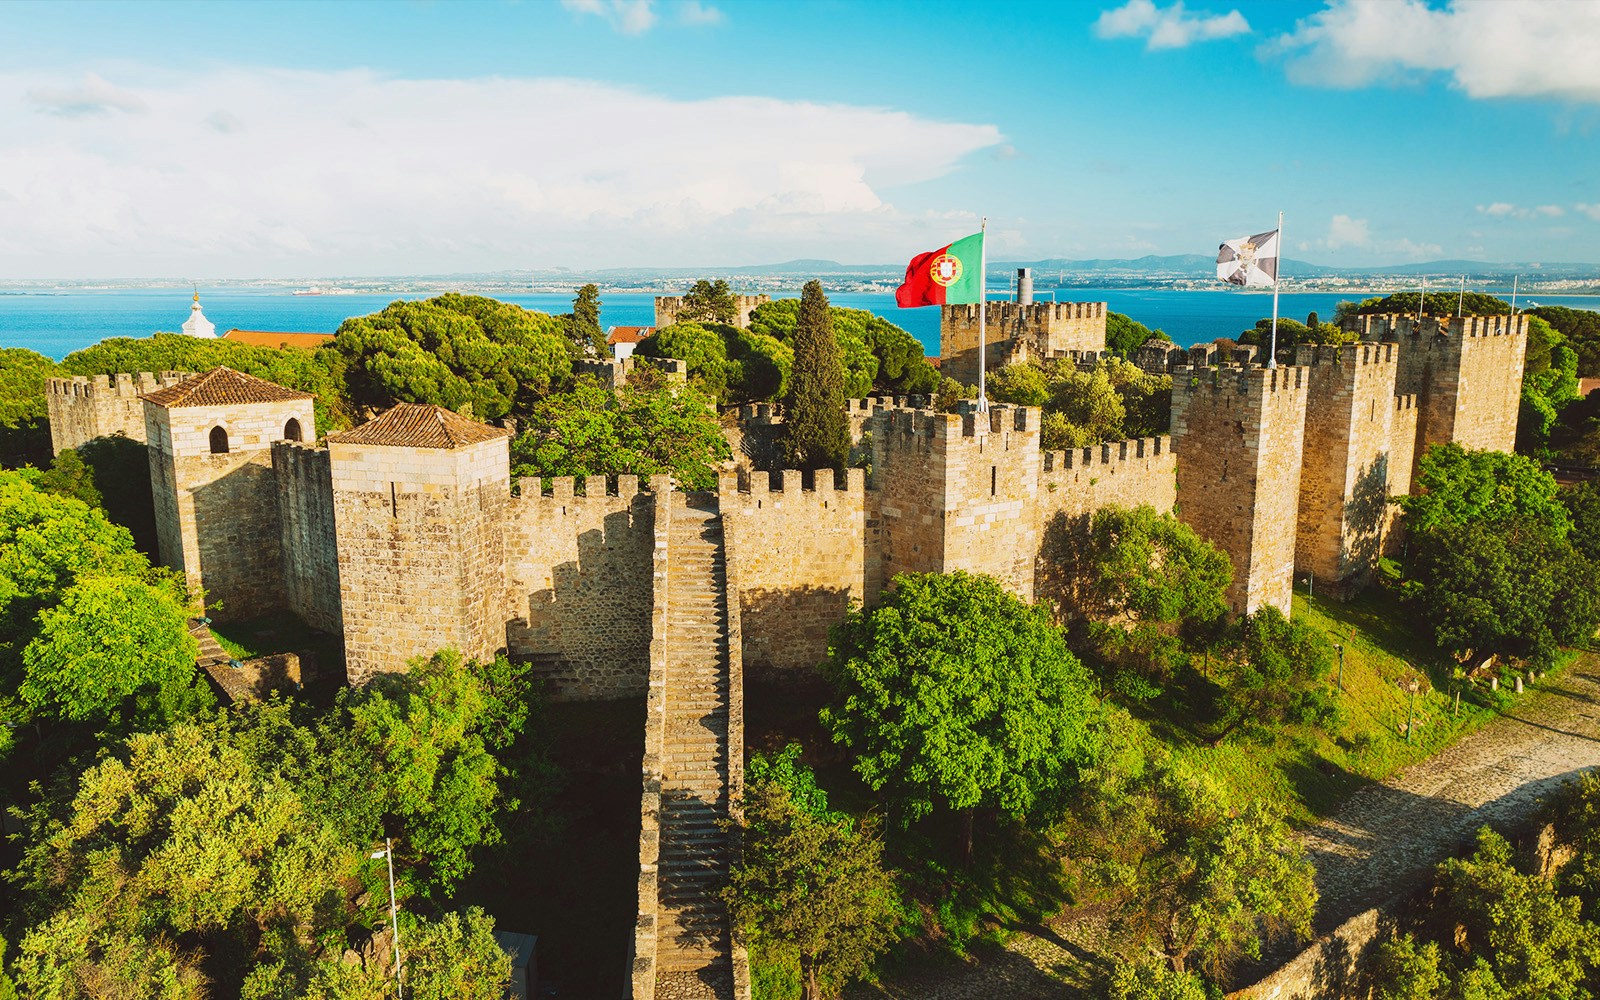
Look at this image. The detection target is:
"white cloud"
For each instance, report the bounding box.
[1578,204,1600,222]
[1476,202,1568,219]
[1391,238,1443,258]
[27,71,147,116]
[1325,213,1370,249]
[1273,0,1600,102]
[1094,0,1250,50]
[677,1,724,26]
[0,67,1003,274]
[561,0,657,35]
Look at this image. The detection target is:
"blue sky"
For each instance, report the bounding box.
[1,0,1598,277]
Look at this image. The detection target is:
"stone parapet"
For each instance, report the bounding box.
[45,371,192,455]
[653,294,770,330]
[271,441,342,634]
[631,479,672,1000]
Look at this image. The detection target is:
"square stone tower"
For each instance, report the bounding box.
[327,403,512,684]
[938,302,1106,385]
[1293,342,1402,595]
[868,401,1041,598]
[140,367,316,621]
[1171,364,1309,616]
[1346,313,1528,474]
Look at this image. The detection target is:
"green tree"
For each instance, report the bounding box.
[820,571,1099,859]
[1531,305,1600,377]
[1209,605,1336,742]
[1398,443,1570,540]
[333,294,570,421]
[569,283,606,357]
[1073,757,1315,977]
[398,908,512,1000]
[1437,827,1600,1000]
[19,576,211,732]
[727,763,900,1000]
[0,935,17,1000]
[1338,292,1511,321]
[988,362,1050,408]
[511,376,731,490]
[30,448,101,508]
[1370,934,1446,1000]
[783,280,851,471]
[678,279,738,324]
[1107,960,1208,1000]
[0,347,63,469]
[1105,312,1171,356]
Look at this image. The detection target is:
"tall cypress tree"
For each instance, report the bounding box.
[784,280,850,471]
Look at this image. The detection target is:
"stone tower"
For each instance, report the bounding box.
[1346,313,1528,473]
[868,401,1041,598]
[938,301,1106,385]
[1293,342,1402,595]
[653,293,770,329]
[45,371,190,455]
[1171,364,1309,616]
[327,403,511,684]
[140,367,316,620]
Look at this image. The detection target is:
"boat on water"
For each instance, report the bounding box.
[293,286,323,296]
[292,285,356,296]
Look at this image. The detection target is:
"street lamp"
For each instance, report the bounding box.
[1335,644,1344,693]
[371,838,403,997]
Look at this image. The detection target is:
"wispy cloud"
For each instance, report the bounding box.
[1324,213,1370,249]
[1315,213,1439,258]
[26,72,147,116]
[0,68,1003,273]
[1577,204,1600,222]
[1271,0,1600,103]
[677,0,724,26]
[561,0,657,35]
[1093,0,1249,50]
[1477,202,1568,219]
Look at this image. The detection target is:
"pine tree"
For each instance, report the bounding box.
[572,284,605,356]
[783,280,850,471]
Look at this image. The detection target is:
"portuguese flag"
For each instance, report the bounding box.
[895,230,984,307]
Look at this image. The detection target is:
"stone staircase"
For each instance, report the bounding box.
[654,493,736,999]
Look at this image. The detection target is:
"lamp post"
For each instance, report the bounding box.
[371,839,403,998]
[1335,644,1345,694]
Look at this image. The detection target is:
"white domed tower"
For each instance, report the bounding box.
[181,291,216,338]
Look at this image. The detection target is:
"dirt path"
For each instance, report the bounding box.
[851,658,1600,1000]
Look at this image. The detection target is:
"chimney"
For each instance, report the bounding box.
[1015,267,1033,306]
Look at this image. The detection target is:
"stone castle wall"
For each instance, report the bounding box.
[575,357,688,390]
[939,302,1106,385]
[144,397,313,621]
[1294,343,1401,593]
[869,403,1040,598]
[1038,436,1176,524]
[654,294,770,330]
[720,467,874,676]
[45,372,189,455]
[272,441,342,634]
[330,436,509,684]
[502,475,658,699]
[1172,365,1309,616]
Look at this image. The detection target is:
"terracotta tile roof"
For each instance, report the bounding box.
[327,403,512,449]
[223,329,336,349]
[607,326,654,344]
[140,366,314,407]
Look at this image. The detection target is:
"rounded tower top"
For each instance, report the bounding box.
[181,291,216,338]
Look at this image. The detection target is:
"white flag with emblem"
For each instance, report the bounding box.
[1216,229,1279,288]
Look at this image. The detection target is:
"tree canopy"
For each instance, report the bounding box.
[783,280,851,471]
[0,347,63,469]
[988,357,1171,449]
[510,375,730,490]
[820,571,1100,854]
[636,320,792,403]
[566,283,606,358]
[747,299,938,397]
[1532,305,1600,378]
[676,279,739,324]
[1335,291,1512,322]
[333,293,570,421]
[1105,313,1172,356]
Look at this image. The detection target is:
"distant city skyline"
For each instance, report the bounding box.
[2,0,1598,278]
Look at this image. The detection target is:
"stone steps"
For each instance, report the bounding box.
[655,496,737,1000]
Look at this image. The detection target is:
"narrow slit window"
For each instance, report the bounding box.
[391,482,398,517]
[990,465,997,496]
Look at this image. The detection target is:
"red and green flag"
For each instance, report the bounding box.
[895,230,984,307]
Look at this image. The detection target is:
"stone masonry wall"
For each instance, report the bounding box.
[502,475,656,699]
[272,441,342,634]
[46,372,189,455]
[653,294,770,329]
[1171,365,1309,616]
[1294,343,1401,593]
[869,403,1040,599]
[330,437,509,684]
[939,302,1106,385]
[719,467,872,677]
[1037,436,1176,524]
[144,396,314,621]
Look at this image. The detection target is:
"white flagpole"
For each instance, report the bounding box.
[977,216,989,413]
[1458,275,1466,317]
[1268,210,1282,368]
[1417,274,1427,324]
[1510,274,1519,315]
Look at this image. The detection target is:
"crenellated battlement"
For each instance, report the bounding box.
[46,370,191,400]
[1344,313,1528,341]
[654,293,770,329]
[872,402,1036,448]
[575,356,687,389]
[1042,435,1170,473]
[1176,362,1307,394]
[721,466,868,498]
[941,301,1106,326]
[1293,341,1398,368]
[513,473,649,501]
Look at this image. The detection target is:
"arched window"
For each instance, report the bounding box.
[209,426,229,454]
[283,418,303,442]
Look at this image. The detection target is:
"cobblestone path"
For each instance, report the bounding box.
[850,658,1600,1000]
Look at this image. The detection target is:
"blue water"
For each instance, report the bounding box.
[2,286,1596,362]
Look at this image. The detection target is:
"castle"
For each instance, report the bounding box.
[42,304,1523,1000]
